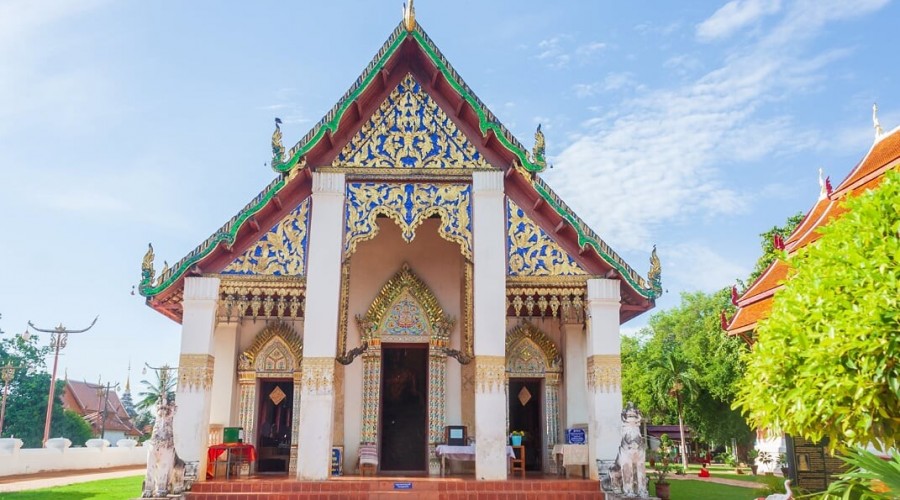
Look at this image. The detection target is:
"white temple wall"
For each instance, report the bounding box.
[210,321,239,429]
[342,218,463,472]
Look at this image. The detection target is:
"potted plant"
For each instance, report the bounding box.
[747,449,760,475]
[648,450,658,468]
[509,430,524,446]
[777,452,789,477]
[651,457,673,500]
[759,451,775,475]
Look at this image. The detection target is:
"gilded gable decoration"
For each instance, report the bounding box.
[345,183,472,259]
[223,199,310,276]
[507,198,587,276]
[333,74,489,171]
[239,319,304,374]
[505,320,562,375]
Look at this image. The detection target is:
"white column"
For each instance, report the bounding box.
[174,276,220,483]
[563,323,588,428]
[585,278,621,480]
[472,171,507,480]
[296,172,345,480]
[210,322,239,427]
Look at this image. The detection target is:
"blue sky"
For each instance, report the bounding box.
[1,0,897,388]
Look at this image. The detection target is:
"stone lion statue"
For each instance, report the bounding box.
[612,402,648,497]
[142,397,185,498]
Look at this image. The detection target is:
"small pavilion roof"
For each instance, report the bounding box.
[726,124,900,338]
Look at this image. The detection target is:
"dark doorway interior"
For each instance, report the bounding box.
[256,379,293,474]
[380,345,428,472]
[508,378,543,471]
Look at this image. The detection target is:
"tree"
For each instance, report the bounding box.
[736,170,900,452]
[136,367,176,412]
[745,212,804,286]
[650,349,699,469]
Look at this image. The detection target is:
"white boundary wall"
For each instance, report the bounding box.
[0,438,148,477]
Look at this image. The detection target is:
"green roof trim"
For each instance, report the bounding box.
[533,179,659,299]
[139,177,286,297]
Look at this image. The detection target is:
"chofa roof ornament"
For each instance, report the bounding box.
[647,245,662,296]
[403,0,416,31]
[873,103,884,139]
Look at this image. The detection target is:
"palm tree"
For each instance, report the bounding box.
[651,349,699,469]
[136,365,176,411]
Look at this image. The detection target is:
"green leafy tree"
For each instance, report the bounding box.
[136,367,176,411]
[745,212,804,286]
[736,170,900,452]
[56,409,94,446]
[650,349,700,469]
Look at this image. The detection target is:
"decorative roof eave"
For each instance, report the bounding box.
[832,125,900,198]
[736,260,788,307]
[272,23,545,176]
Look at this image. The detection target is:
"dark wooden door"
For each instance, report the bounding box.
[380,345,428,472]
[508,378,543,471]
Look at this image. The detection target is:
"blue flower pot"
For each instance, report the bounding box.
[510,435,523,446]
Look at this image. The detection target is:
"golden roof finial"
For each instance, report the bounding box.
[403,0,416,31]
[873,103,884,138]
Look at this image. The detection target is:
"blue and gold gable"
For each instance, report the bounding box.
[507,198,587,277]
[332,73,491,171]
[222,199,310,276]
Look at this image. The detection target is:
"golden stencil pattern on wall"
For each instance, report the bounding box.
[507,198,587,276]
[333,73,490,170]
[223,199,310,276]
[178,354,215,391]
[586,354,621,393]
[301,357,335,396]
[345,183,472,260]
[475,355,506,393]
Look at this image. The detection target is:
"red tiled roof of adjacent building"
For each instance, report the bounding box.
[62,380,141,436]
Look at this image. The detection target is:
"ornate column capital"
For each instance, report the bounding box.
[473,171,505,194]
[184,276,221,302]
[587,278,620,305]
[311,172,345,196]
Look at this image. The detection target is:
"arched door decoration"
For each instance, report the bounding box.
[237,320,303,474]
[506,320,562,473]
[356,264,455,449]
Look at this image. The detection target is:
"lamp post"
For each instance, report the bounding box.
[0,360,27,437]
[28,316,98,444]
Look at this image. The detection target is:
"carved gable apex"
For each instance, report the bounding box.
[222,198,310,276]
[507,198,587,277]
[333,73,492,171]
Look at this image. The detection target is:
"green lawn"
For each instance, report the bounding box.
[651,479,763,500]
[0,475,143,500]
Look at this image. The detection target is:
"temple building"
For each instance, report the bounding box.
[139,7,660,482]
[726,107,899,491]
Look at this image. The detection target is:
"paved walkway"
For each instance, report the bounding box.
[0,466,144,493]
[667,473,764,489]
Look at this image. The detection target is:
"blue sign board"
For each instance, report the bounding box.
[566,428,587,445]
[394,482,413,490]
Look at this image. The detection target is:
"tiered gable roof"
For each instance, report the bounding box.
[139,18,659,323]
[726,124,900,339]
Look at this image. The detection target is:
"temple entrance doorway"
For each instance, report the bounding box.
[256,379,293,474]
[379,345,428,473]
[508,378,543,471]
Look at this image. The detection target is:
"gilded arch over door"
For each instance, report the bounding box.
[237,320,304,474]
[356,263,454,447]
[506,320,562,473]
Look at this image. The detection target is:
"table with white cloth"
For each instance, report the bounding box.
[435,445,516,475]
[552,444,589,478]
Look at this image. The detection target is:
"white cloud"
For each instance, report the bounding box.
[576,41,607,57]
[545,0,888,252]
[664,242,749,292]
[696,0,782,42]
[572,73,637,98]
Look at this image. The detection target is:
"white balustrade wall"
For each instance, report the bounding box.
[0,438,148,477]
